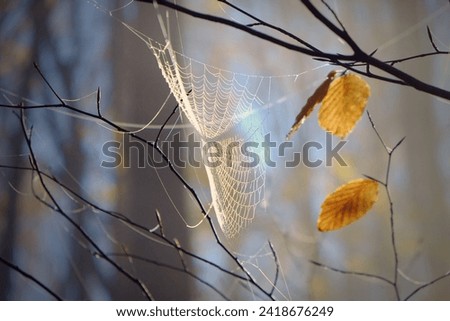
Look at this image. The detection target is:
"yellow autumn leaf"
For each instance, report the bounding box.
[286,70,337,140]
[317,178,379,232]
[318,73,370,138]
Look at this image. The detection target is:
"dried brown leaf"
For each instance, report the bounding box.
[318,178,379,232]
[318,73,370,138]
[286,70,337,140]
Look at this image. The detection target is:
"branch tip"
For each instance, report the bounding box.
[426,25,440,53]
[390,136,406,154]
[96,87,102,117]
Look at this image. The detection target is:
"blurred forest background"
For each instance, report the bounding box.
[0,0,449,300]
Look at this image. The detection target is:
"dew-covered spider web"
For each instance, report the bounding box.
[114,8,283,238]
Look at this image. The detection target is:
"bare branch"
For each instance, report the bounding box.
[133,0,450,100]
[17,109,155,300]
[33,63,66,105]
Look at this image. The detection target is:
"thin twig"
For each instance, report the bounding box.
[405,270,450,300]
[33,63,66,105]
[388,51,449,66]
[96,86,102,117]
[155,209,165,237]
[366,110,389,154]
[310,260,395,286]
[268,241,280,297]
[320,0,346,31]
[426,26,441,53]
[385,179,400,300]
[155,103,179,145]
[174,238,187,270]
[0,256,63,300]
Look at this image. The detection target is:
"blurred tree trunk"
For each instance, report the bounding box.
[0,1,39,300]
[0,132,23,300]
[0,0,108,299]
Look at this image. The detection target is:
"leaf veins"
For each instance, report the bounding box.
[318,73,370,138]
[318,178,379,232]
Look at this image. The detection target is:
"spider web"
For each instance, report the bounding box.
[120,15,271,238]
[149,38,266,140]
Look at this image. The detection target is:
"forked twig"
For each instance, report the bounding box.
[367,110,404,300]
[311,111,405,300]
[16,109,155,300]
